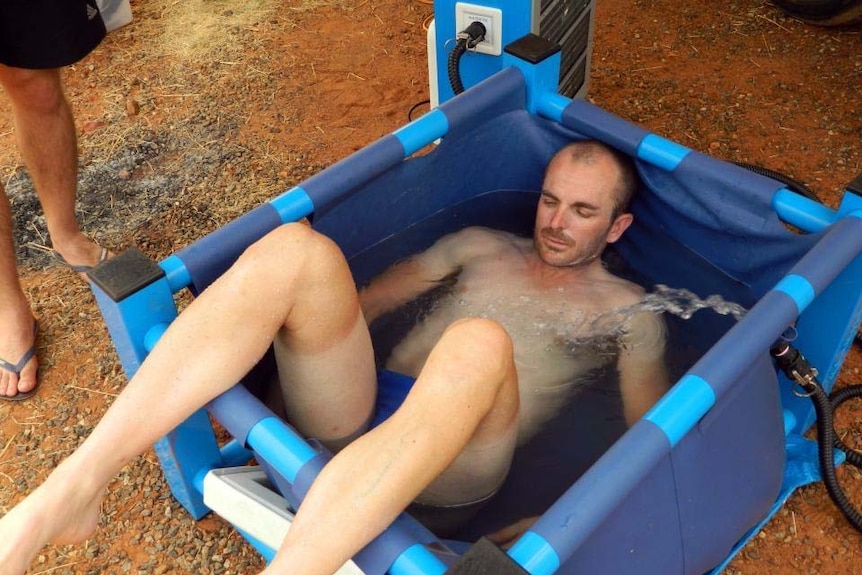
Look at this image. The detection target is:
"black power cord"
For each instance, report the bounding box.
[771,340,862,532]
[407,99,430,122]
[447,21,486,96]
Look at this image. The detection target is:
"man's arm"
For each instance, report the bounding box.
[359,226,501,324]
[617,311,670,426]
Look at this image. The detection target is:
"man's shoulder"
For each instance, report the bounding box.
[589,270,645,307]
[450,225,517,242]
[445,226,526,256]
[614,276,647,302]
[597,275,667,343]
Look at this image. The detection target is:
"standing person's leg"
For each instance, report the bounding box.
[0,183,38,398]
[267,317,520,575]
[0,65,105,269]
[0,223,377,573]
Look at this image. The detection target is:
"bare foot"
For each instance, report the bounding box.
[0,296,37,399]
[50,233,112,279]
[0,467,102,575]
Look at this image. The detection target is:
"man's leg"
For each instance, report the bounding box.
[266,317,520,575]
[0,223,377,573]
[0,65,104,268]
[0,183,38,397]
[271,229,379,447]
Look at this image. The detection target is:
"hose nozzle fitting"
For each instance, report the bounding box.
[771,340,820,394]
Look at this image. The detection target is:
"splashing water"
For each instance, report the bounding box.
[630,284,747,321]
[588,284,748,343]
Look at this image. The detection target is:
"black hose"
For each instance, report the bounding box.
[809,383,862,531]
[447,21,487,97]
[830,385,862,468]
[772,341,862,531]
[732,161,820,202]
[447,39,469,96]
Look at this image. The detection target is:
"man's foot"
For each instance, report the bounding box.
[0,305,38,400]
[50,234,112,280]
[0,465,102,573]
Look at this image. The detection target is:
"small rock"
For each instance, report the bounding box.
[81,119,105,133]
[126,98,141,116]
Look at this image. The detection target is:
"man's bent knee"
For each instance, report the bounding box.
[433,318,517,399]
[441,318,514,367]
[238,223,346,283]
[250,222,323,254]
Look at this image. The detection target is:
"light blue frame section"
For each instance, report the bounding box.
[772,188,840,232]
[644,375,716,447]
[535,92,570,123]
[270,186,315,223]
[246,418,318,484]
[159,255,192,294]
[393,109,449,156]
[389,544,448,575]
[774,274,816,314]
[636,133,691,171]
[509,531,561,575]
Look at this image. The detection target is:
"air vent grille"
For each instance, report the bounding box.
[536,0,594,98]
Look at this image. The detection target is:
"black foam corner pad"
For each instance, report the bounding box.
[445,538,530,575]
[504,34,561,65]
[88,247,166,302]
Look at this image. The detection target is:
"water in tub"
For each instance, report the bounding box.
[370,272,747,539]
[382,278,642,445]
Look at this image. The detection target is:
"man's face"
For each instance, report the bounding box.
[533,154,633,268]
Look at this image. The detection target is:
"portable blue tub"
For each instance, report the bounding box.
[89,36,862,575]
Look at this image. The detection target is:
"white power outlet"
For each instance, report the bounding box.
[454,2,503,56]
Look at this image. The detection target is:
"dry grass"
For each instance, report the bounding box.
[152,0,277,61]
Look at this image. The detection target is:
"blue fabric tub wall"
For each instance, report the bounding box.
[311,98,789,574]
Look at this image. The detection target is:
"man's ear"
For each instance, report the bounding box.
[606,213,634,244]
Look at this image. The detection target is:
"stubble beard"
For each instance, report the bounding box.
[535,228,607,269]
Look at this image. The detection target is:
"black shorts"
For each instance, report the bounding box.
[0,0,106,69]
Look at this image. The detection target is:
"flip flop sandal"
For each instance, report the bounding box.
[0,321,39,401]
[52,246,110,273]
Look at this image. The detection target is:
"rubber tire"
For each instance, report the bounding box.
[773,0,862,26]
